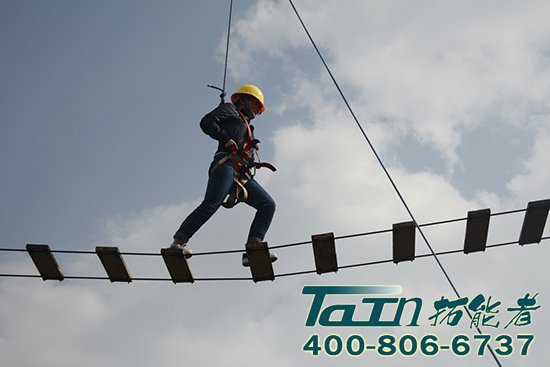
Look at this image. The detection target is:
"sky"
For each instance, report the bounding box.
[1,0,549,366]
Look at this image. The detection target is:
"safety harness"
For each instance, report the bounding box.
[209,110,276,208]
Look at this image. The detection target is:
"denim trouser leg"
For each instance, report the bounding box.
[244,178,276,243]
[174,161,276,244]
[174,161,234,242]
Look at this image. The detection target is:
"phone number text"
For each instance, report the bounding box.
[303,333,534,357]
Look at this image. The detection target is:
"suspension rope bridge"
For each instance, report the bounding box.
[1,201,548,283]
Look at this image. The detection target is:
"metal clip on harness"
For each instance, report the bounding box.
[209,139,276,209]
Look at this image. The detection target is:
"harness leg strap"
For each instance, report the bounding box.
[222,178,249,209]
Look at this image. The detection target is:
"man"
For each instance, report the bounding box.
[169,84,277,266]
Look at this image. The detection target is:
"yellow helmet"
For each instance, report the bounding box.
[231,84,265,113]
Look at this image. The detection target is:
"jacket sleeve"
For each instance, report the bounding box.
[199,103,233,145]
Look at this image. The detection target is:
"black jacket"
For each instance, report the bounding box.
[200,103,254,153]
[199,103,255,168]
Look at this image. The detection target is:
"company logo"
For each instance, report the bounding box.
[301,285,540,358]
[303,285,420,327]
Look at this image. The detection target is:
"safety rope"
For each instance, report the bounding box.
[208,0,234,103]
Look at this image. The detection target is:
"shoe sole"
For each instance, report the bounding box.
[166,246,193,259]
[242,255,277,267]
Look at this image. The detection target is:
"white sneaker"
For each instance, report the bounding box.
[242,252,277,267]
[169,243,193,258]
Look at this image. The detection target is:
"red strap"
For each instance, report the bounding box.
[236,109,260,169]
[237,110,255,143]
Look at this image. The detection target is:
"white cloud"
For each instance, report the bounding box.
[0,280,108,366]
[507,118,550,203]
[232,0,550,172]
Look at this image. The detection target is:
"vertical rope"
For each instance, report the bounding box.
[222,0,234,97]
[207,0,233,103]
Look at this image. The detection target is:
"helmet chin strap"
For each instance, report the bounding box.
[242,109,255,120]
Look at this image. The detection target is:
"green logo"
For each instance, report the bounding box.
[303,285,422,327]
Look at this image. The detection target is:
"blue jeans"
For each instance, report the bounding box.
[174,161,276,244]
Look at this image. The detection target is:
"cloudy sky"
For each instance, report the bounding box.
[1,0,549,366]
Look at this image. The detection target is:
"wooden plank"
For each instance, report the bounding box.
[519,199,550,245]
[96,246,132,283]
[245,242,274,282]
[464,208,491,254]
[311,232,338,274]
[161,248,194,283]
[26,244,64,281]
[392,221,416,263]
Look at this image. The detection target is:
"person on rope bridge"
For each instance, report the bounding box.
[168,84,277,267]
